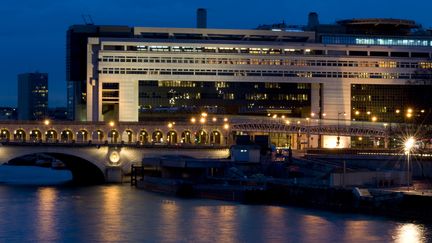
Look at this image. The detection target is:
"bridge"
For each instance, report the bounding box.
[0,143,229,184]
[0,117,389,184]
[0,117,388,145]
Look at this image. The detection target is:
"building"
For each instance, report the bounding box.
[67,12,432,147]
[18,72,48,120]
[66,25,133,121]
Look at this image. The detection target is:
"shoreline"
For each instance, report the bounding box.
[135,176,432,223]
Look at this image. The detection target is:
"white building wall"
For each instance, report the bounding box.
[86,35,431,125]
[119,80,139,121]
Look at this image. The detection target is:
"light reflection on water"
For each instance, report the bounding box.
[36,187,58,241]
[159,200,180,242]
[99,186,122,243]
[394,223,426,243]
[0,184,430,242]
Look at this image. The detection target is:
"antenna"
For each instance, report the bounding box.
[81,15,94,25]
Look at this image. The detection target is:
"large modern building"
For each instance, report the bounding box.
[18,72,49,120]
[66,12,432,147]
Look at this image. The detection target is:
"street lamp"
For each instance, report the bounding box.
[404,137,415,188]
[337,112,346,147]
[306,117,311,149]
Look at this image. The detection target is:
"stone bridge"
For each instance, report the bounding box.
[0,143,229,184]
[0,118,388,146]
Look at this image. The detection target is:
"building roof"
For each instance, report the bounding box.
[336,18,419,29]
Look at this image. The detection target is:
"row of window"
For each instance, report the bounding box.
[103,44,431,58]
[100,56,432,69]
[139,81,308,90]
[323,36,432,47]
[138,92,308,101]
[100,68,430,80]
[107,45,305,55]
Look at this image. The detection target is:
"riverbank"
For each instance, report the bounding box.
[135,174,432,222]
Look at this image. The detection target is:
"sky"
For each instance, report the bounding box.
[1,0,432,107]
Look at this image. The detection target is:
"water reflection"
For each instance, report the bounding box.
[188,204,238,242]
[300,214,332,241]
[343,220,382,242]
[261,206,286,241]
[159,200,179,242]
[36,187,58,241]
[394,223,426,243]
[99,186,122,242]
[215,205,237,243]
[0,185,431,242]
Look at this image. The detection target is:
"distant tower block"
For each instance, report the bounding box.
[308,12,319,28]
[197,8,207,28]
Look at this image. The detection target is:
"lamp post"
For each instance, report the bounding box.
[371,116,378,147]
[306,117,310,149]
[354,111,362,148]
[318,113,326,148]
[337,112,346,147]
[404,137,415,188]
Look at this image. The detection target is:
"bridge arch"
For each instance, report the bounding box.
[138,130,149,144]
[210,130,222,145]
[181,130,192,144]
[122,129,134,143]
[29,129,42,142]
[108,129,119,143]
[196,129,208,144]
[93,130,104,142]
[14,129,26,142]
[0,129,10,141]
[167,130,178,144]
[76,129,89,143]
[60,130,74,142]
[152,130,163,143]
[45,129,58,142]
[3,147,109,184]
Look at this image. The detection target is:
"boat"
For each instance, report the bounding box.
[51,159,66,170]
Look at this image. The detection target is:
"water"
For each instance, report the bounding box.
[0,167,431,242]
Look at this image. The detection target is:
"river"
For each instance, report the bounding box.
[0,166,431,242]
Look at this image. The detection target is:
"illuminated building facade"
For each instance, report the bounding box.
[67,13,432,147]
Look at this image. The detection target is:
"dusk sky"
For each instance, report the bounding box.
[1,0,432,107]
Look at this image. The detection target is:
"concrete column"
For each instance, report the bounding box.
[310,83,321,115]
[321,80,352,148]
[321,80,351,120]
[105,167,123,183]
[86,38,101,122]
